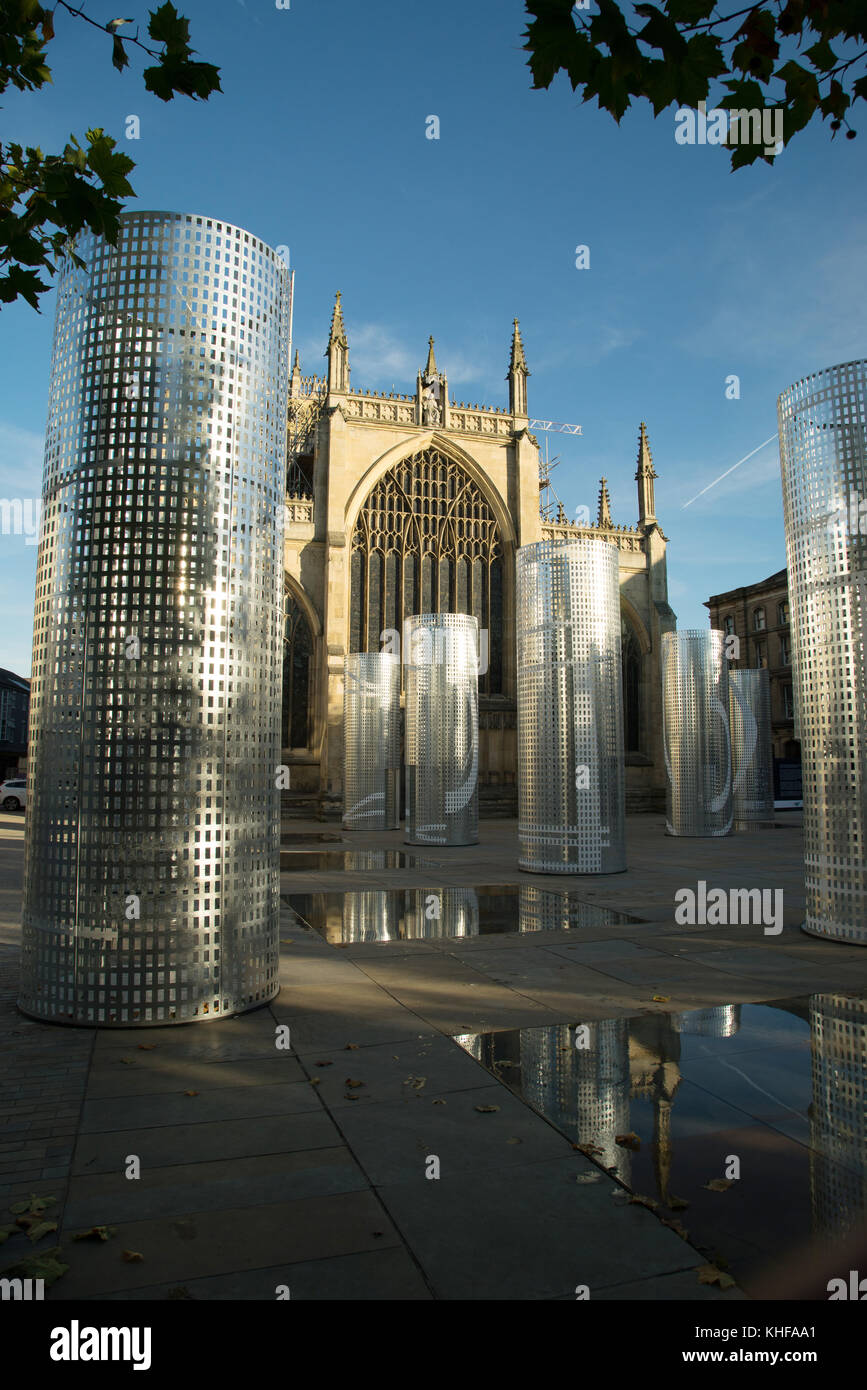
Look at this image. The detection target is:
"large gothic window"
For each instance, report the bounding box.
[350,448,503,693]
[621,616,642,754]
[283,590,312,750]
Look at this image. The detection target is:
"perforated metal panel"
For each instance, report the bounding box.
[662,630,732,837]
[19,211,290,1026]
[405,613,479,846]
[809,994,867,1240]
[778,361,867,942]
[516,537,625,873]
[729,669,774,829]
[342,653,400,830]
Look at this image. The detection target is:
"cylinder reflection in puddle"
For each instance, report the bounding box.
[521,1021,632,1180]
[403,888,480,940]
[333,891,401,944]
[809,993,867,1242]
[675,1005,741,1038]
[517,537,626,873]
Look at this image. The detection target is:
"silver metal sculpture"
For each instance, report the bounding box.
[729,669,775,829]
[516,537,626,873]
[404,613,479,846]
[19,212,290,1025]
[662,630,732,836]
[779,361,867,942]
[343,653,401,830]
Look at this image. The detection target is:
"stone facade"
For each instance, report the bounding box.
[705,569,797,761]
[282,296,676,817]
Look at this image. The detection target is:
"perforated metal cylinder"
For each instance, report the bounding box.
[342,653,400,830]
[20,211,290,1025]
[516,537,625,873]
[778,361,867,942]
[729,669,774,829]
[404,613,478,846]
[662,630,732,837]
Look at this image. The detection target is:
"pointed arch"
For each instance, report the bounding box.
[349,442,506,693]
[282,578,317,752]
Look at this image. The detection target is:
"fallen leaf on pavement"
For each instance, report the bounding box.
[122,1250,144,1262]
[475,1105,500,1113]
[697,1264,736,1289]
[344,1078,364,1088]
[651,995,670,1003]
[137,1044,156,1051]
[73,1226,116,1242]
[615,1132,641,1150]
[28,1221,58,1243]
[183,1090,198,1097]
[344,1043,359,1050]
[704,1178,734,1192]
[628,1194,659,1210]
[668,1195,690,1210]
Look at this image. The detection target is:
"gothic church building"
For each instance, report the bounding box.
[282,294,675,817]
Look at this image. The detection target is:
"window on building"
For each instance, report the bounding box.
[755,642,767,668]
[723,614,735,635]
[754,606,766,631]
[282,590,312,750]
[783,685,794,718]
[350,447,503,694]
[779,633,790,665]
[621,617,642,754]
[778,600,789,625]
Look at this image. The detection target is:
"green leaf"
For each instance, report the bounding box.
[805,39,838,73]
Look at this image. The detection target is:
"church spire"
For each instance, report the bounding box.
[326,291,350,392]
[635,421,657,525]
[289,348,302,397]
[424,335,437,377]
[507,318,529,417]
[597,477,613,528]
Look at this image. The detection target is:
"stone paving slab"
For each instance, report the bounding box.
[55,1189,403,1299]
[373,1157,713,1300]
[71,1109,342,1175]
[94,1246,433,1300]
[64,1147,368,1228]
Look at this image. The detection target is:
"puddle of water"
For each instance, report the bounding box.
[284,885,643,943]
[453,994,867,1297]
[280,850,441,872]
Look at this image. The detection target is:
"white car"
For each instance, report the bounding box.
[0,779,27,811]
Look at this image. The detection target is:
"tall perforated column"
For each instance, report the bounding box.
[20,211,290,1025]
[405,613,478,846]
[662,630,732,836]
[779,361,867,942]
[516,537,625,873]
[729,669,774,829]
[342,653,401,830]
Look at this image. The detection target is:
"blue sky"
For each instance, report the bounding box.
[1,0,865,675]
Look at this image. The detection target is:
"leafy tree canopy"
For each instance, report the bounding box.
[524,0,866,168]
[1,0,221,309]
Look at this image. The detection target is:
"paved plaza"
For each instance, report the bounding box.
[1,808,862,1301]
